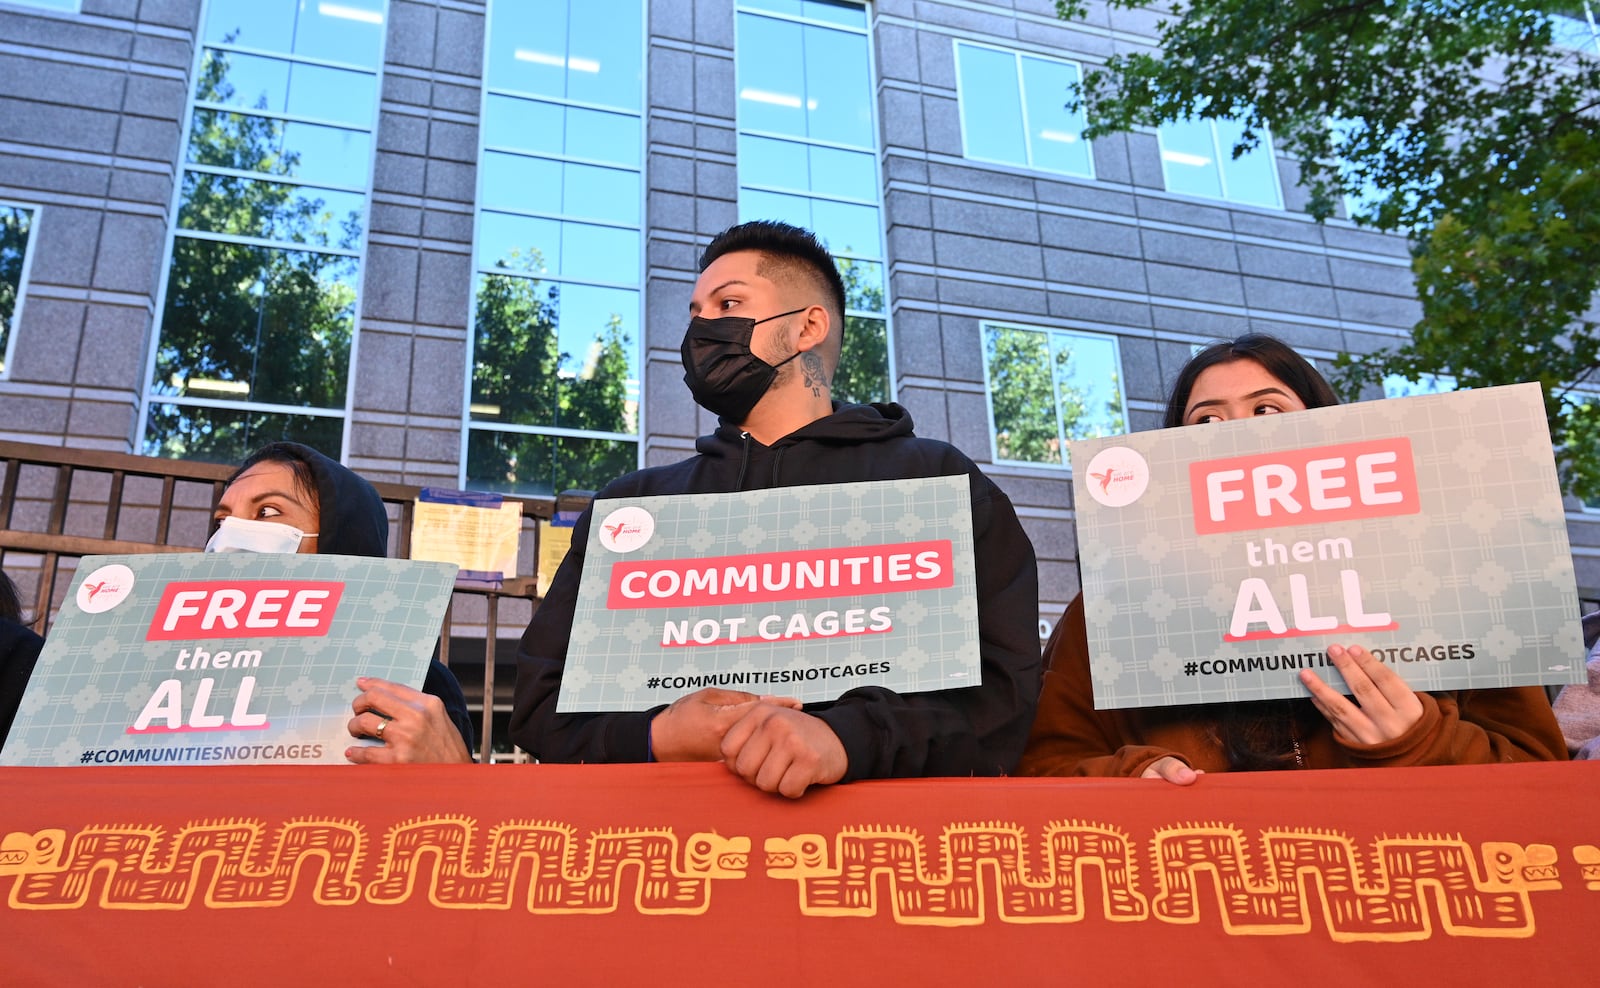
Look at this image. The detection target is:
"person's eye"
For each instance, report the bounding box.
[719,297,740,311]
[256,505,283,520]
[1255,404,1282,416]
[1194,413,1221,425]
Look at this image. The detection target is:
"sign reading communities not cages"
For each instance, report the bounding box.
[556,477,980,711]
[1070,383,1585,710]
[1,553,457,766]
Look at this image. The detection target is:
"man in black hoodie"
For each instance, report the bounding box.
[511,220,1041,796]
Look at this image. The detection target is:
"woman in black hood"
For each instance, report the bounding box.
[213,442,474,763]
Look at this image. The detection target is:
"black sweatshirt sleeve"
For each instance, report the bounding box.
[508,505,660,762]
[810,473,1042,780]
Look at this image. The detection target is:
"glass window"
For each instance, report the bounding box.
[177,173,365,248]
[470,0,645,494]
[1158,117,1283,209]
[204,0,386,70]
[955,42,1092,178]
[145,4,385,461]
[486,0,643,111]
[0,203,38,378]
[737,1,892,404]
[142,404,344,465]
[983,324,1127,467]
[482,95,639,167]
[151,239,357,410]
[6,0,81,11]
[741,0,866,28]
[195,49,378,127]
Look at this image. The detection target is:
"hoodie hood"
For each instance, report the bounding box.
[228,443,388,558]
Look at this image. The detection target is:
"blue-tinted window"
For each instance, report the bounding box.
[486,0,643,111]
[983,324,1127,467]
[0,202,37,378]
[1158,117,1282,209]
[737,0,891,404]
[955,42,1092,178]
[469,0,645,496]
[145,3,387,462]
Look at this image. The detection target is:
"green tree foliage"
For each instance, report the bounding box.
[147,47,360,462]
[834,257,890,403]
[1057,0,1600,495]
[986,326,1124,463]
[469,253,638,494]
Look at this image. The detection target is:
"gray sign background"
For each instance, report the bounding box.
[1069,383,1584,709]
[559,476,979,710]
[1,553,457,765]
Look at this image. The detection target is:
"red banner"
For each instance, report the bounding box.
[3,762,1597,983]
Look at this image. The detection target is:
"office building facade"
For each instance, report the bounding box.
[3,0,1597,639]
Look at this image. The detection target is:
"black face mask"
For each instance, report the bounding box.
[680,306,809,422]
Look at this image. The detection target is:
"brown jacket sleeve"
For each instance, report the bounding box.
[1335,686,1568,767]
[1016,594,1190,778]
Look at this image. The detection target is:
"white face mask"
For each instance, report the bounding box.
[205,516,318,554]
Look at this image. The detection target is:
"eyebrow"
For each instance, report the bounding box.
[214,488,308,516]
[689,278,750,314]
[1186,387,1293,416]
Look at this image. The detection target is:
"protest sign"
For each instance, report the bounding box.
[557,476,978,710]
[1,553,457,765]
[1069,383,1584,708]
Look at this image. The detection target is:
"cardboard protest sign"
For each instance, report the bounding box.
[1,553,457,765]
[557,476,979,710]
[1070,383,1584,709]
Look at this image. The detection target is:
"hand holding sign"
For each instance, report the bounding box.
[1301,644,1425,745]
[346,677,472,765]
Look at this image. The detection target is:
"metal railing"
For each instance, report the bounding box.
[0,439,562,763]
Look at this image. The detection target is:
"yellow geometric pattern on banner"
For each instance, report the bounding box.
[761,821,1571,940]
[365,816,748,913]
[0,818,1585,938]
[0,819,748,914]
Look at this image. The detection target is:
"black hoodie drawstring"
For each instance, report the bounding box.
[771,447,785,486]
[735,432,752,491]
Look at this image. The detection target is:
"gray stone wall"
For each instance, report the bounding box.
[0,0,199,451]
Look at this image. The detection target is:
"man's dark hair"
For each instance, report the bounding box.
[1162,333,1340,428]
[698,220,849,354]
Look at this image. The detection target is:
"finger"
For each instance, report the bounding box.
[344,743,392,765]
[777,761,816,799]
[1343,644,1414,706]
[728,713,778,782]
[1326,645,1385,708]
[758,695,805,710]
[1301,669,1376,743]
[754,744,795,794]
[1141,756,1200,786]
[718,705,765,761]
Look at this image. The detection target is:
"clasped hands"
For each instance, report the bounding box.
[649,687,847,798]
[1143,643,1426,785]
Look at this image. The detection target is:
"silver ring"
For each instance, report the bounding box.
[374,716,389,740]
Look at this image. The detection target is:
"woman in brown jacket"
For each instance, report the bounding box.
[1017,335,1567,783]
